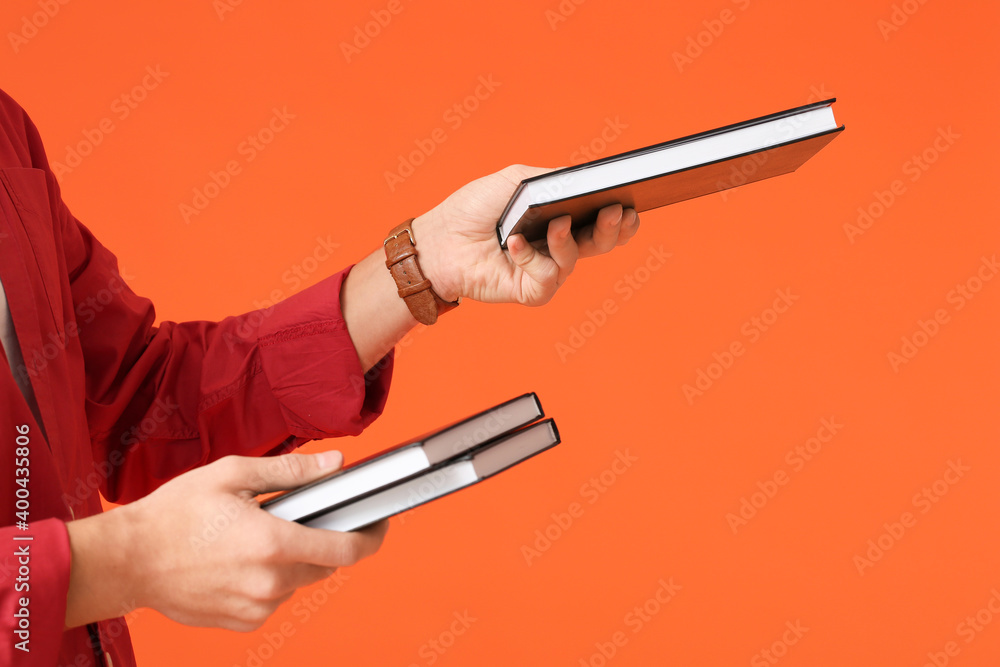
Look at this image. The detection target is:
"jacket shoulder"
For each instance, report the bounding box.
[0,87,47,170]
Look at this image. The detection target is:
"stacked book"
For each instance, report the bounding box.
[262,394,559,531]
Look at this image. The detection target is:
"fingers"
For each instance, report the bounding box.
[268,563,340,595]
[508,233,558,294]
[229,519,388,630]
[618,207,640,245]
[275,518,390,569]
[545,215,579,287]
[218,590,296,633]
[574,205,640,258]
[219,451,345,496]
[505,205,638,304]
[574,204,622,257]
[219,564,338,632]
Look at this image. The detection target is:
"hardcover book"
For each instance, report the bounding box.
[496,99,844,246]
[303,419,560,532]
[262,393,552,527]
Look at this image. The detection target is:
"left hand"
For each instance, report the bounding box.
[412,164,640,306]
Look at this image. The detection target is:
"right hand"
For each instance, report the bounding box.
[412,164,641,306]
[66,451,389,632]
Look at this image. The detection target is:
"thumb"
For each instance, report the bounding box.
[235,450,344,495]
[508,234,556,301]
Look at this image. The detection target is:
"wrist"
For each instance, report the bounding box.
[410,212,462,303]
[65,504,143,627]
[114,501,149,611]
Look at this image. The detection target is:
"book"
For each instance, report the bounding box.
[303,419,560,532]
[496,99,845,247]
[261,392,544,523]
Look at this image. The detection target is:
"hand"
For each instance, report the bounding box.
[412,164,640,306]
[65,451,388,632]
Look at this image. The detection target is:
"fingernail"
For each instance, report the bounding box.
[316,450,343,471]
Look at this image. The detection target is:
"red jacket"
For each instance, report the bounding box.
[0,89,393,666]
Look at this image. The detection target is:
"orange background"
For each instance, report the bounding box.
[3,0,1000,665]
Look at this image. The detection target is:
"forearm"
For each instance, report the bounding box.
[65,506,139,628]
[340,235,428,373]
[341,210,465,372]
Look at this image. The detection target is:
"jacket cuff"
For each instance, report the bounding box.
[257,264,393,441]
[1,518,70,666]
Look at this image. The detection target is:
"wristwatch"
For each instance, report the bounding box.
[383,218,460,325]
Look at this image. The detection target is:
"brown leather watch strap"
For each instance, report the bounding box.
[383,218,459,325]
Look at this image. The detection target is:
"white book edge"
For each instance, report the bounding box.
[304,461,479,532]
[499,105,838,240]
[264,394,542,522]
[303,422,557,532]
[264,447,430,521]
